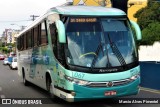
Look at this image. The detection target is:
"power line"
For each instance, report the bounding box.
[0,19,31,23]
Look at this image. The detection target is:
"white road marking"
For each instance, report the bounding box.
[0,87,2,91]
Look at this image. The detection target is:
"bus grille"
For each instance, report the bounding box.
[86,78,133,87]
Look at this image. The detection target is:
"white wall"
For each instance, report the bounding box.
[139,42,160,61]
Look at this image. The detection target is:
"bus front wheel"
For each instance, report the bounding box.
[46,77,55,98]
[22,70,29,86]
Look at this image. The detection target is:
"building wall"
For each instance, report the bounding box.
[139,42,160,61]
[11,31,19,44]
[128,0,147,22]
[6,29,12,44]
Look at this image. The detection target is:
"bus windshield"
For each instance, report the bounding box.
[66,17,138,69]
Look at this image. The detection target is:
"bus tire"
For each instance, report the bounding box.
[46,77,55,99]
[22,70,29,86]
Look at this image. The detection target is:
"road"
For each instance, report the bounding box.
[0,61,159,107]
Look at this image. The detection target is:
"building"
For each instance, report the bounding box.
[0,29,20,48]
[128,0,147,22]
[11,30,20,44]
[1,31,6,45]
[139,42,160,61]
[4,29,12,44]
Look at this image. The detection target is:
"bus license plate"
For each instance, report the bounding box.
[105,91,117,96]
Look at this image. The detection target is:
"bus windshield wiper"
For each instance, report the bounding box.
[91,42,104,69]
[110,42,126,66]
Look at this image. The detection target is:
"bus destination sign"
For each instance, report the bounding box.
[70,18,97,23]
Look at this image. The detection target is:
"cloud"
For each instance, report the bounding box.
[0,0,66,34]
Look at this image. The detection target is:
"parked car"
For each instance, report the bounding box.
[0,54,5,60]
[10,57,17,70]
[8,56,13,66]
[3,58,9,65]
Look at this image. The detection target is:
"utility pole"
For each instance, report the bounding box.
[11,24,26,31]
[30,15,39,21]
[111,0,128,14]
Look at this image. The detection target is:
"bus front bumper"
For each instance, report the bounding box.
[73,77,140,101]
[53,77,140,102]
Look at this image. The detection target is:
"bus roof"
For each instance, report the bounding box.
[17,6,126,37]
[51,6,126,16]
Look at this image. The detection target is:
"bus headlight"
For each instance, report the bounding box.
[130,74,140,81]
[64,75,89,86]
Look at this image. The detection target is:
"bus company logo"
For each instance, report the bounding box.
[99,68,118,72]
[107,81,114,87]
[2,99,11,104]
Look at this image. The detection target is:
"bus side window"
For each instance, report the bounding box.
[49,23,66,66]
[22,35,24,50]
[131,26,137,40]
[26,32,29,49]
[28,30,32,48]
[17,36,23,51]
[40,21,48,45]
[18,36,23,51]
[34,26,38,47]
[17,38,19,50]
[24,34,27,50]
[31,29,34,47]
[57,41,66,66]
[49,23,57,58]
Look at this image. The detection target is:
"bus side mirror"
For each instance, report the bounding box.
[130,20,142,40]
[55,20,66,43]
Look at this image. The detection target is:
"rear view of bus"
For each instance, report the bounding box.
[49,6,142,102]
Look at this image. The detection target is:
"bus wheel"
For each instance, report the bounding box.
[46,78,55,98]
[22,72,29,86]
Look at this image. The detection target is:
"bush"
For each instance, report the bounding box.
[0,47,10,54]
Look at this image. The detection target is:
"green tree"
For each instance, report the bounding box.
[140,22,160,45]
[134,1,160,30]
[134,1,160,45]
[1,47,9,54]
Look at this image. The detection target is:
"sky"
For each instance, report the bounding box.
[0,0,66,36]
